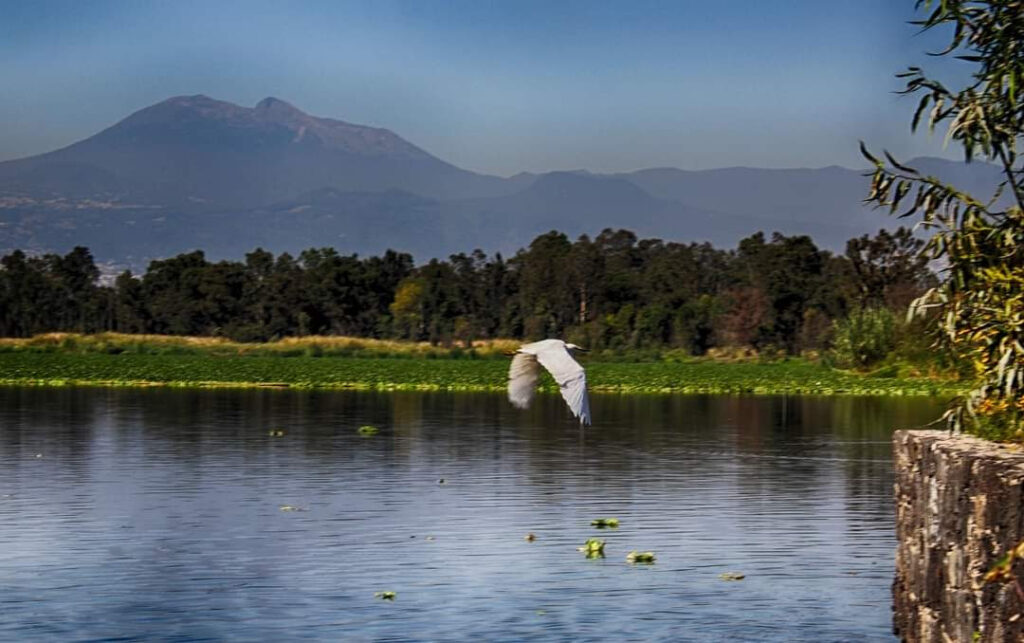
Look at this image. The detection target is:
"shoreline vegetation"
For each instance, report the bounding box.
[0,333,964,397]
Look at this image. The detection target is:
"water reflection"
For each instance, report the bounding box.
[0,387,943,641]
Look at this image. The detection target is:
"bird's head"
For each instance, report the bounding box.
[565,343,589,352]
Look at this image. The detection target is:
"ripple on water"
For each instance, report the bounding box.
[0,388,944,641]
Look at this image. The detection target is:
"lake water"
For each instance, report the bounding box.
[0,387,944,642]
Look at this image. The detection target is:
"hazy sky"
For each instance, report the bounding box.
[0,0,966,176]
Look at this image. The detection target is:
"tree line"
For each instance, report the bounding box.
[0,227,935,360]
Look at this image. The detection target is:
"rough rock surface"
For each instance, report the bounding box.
[893,430,1024,642]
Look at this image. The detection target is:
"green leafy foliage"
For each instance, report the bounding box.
[578,538,606,558]
[590,518,620,528]
[626,551,655,564]
[829,308,898,369]
[862,0,1024,439]
[1,224,938,361]
[0,350,963,396]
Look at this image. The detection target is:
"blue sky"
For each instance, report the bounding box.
[0,0,964,176]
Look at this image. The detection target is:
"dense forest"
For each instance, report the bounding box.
[0,227,936,366]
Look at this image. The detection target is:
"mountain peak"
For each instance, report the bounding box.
[167,93,215,103]
[254,96,306,121]
[122,94,248,126]
[159,94,231,110]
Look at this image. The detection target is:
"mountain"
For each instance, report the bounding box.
[0,95,511,205]
[621,160,1002,227]
[0,95,1008,270]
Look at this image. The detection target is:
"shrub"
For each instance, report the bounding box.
[829,308,897,369]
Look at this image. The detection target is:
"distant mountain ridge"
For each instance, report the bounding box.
[0,94,511,206]
[0,94,1005,269]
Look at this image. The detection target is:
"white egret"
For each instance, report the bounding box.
[508,339,591,425]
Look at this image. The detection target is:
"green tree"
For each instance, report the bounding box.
[418,260,462,344]
[390,277,425,340]
[0,251,45,336]
[51,246,100,332]
[510,231,575,339]
[299,248,373,335]
[363,250,414,336]
[843,227,933,310]
[734,232,827,352]
[862,0,1024,437]
[141,251,211,335]
[113,271,148,333]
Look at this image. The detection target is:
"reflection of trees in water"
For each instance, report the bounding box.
[0,386,102,480]
[2,388,945,503]
[707,395,944,519]
[99,388,510,471]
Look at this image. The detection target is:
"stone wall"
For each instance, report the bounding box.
[893,430,1024,642]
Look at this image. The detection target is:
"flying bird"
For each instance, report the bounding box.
[508,339,591,425]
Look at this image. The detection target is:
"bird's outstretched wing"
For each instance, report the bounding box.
[535,346,591,426]
[508,352,540,409]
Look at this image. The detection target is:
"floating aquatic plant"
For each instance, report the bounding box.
[357,425,379,436]
[279,505,307,512]
[590,518,619,528]
[718,572,745,581]
[626,551,655,564]
[0,350,964,398]
[268,429,285,437]
[374,591,396,600]
[578,538,605,558]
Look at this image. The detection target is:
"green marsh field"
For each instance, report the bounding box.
[0,345,963,397]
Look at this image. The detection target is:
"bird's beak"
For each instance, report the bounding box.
[574,347,589,352]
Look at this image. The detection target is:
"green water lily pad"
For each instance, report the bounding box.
[578,538,606,558]
[626,550,655,564]
[374,591,396,600]
[718,572,745,581]
[279,505,307,512]
[590,518,619,528]
[357,425,379,436]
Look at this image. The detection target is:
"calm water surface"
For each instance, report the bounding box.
[0,388,944,642]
